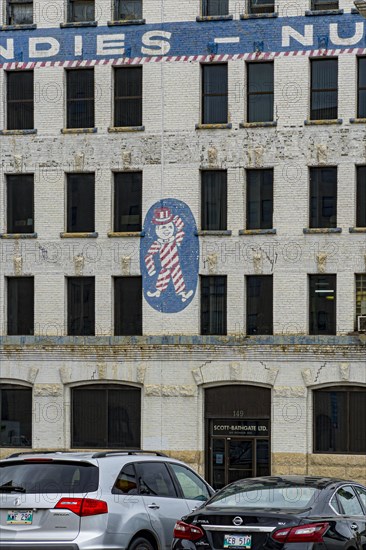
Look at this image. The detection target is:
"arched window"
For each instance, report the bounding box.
[0,384,32,447]
[313,386,366,454]
[71,384,141,448]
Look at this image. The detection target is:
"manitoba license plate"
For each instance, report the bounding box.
[7,511,33,524]
[224,535,252,549]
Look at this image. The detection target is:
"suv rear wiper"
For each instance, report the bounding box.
[0,484,26,493]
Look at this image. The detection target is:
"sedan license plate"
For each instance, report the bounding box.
[7,511,33,524]
[224,535,252,549]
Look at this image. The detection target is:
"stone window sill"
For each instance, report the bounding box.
[304,119,342,126]
[0,233,37,239]
[107,19,145,25]
[0,23,36,30]
[60,21,97,28]
[350,118,366,124]
[196,123,232,130]
[240,121,277,128]
[195,230,232,236]
[108,126,144,132]
[240,12,278,19]
[351,7,359,13]
[0,129,37,135]
[60,232,98,238]
[305,9,343,15]
[196,14,233,21]
[108,231,144,237]
[349,227,366,233]
[61,128,97,134]
[239,228,277,235]
[303,228,342,234]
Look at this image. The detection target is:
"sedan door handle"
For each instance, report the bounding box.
[351,524,359,531]
[148,504,160,510]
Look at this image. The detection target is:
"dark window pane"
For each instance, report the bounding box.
[247,169,273,229]
[356,274,366,328]
[7,71,34,130]
[202,0,228,15]
[8,1,33,24]
[248,0,274,14]
[72,385,141,448]
[7,277,34,336]
[114,277,142,335]
[357,167,366,227]
[310,167,337,228]
[311,0,338,8]
[247,63,274,123]
[67,173,94,232]
[358,58,366,118]
[69,0,94,21]
[67,277,95,336]
[67,69,94,128]
[116,0,142,19]
[114,172,142,232]
[7,175,34,234]
[201,171,227,230]
[135,462,177,497]
[349,392,366,453]
[201,276,227,335]
[113,464,138,494]
[309,275,336,335]
[311,59,338,120]
[202,64,228,124]
[0,385,32,447]
[246,275,273,335]
[114,68,142,127]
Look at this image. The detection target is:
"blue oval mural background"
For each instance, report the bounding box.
[140,199,199,313]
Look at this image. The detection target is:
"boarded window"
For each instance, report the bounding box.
[7,71,34,130]
[7,0,33,24]
[67,69,94,129]
[246,275,273,335]
[201,276,227,335]
[247,62,274,123]
[202,64,228,124]
[115,0,142,19]
[7,277,34,336]
[201,171,227,230]
[309,274,336,335]
[356,166,366,227]
[7,175,34,234]
[68,0,95,21]
[114,172,142,232]
[358,58,366,118]
[246,169,273,230]
[202,0,228,15]
[114,277,142,335]
[67,277,95,336]
[114,67,142,127]
[72,384,141,448]
[67,173,95,233]
[0,385,32,447]
[310,167,337,228]
[248,0,275,14]
[310,59,338,120]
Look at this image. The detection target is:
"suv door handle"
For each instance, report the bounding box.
[148,504,160,510]
[351,524,359,531]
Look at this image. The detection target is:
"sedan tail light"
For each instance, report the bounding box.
[55,498,108,516]
[272,522,330,543]
[174,520,205,541]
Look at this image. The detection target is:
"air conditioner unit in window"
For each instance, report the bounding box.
[357,315,366,332]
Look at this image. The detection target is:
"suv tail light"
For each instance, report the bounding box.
[272,522,330,543]
[55,498,108,517]
[174,520,204,541]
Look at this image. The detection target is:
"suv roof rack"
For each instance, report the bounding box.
[92,450,168,458]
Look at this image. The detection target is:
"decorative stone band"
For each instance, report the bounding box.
[1,47,366,70]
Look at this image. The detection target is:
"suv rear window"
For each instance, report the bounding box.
[0,461,99,494]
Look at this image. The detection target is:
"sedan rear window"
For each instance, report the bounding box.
[208,481,318,509]
[0,461,99,494]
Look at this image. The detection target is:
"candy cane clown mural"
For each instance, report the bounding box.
[141,199,199,313]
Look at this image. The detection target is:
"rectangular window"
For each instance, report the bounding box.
[66,69,94,129]
[247,62,274,123]
[0,385,32,447]
[202,64,228,124]
[114,277,142,335]
[7,0,33,24]
[201,276,227,335]
[7,174,34,234]
[310,59,338,120]
[358,58,366,118]
[67,173,95,233]
[311,0,339,10]
[357,166,366,227]
[246,169,273,229]
[310,167,337,228]
[114,172,142,232]
[115,0,142,19]
[202,0,228,15]
[356,274,366,329]
[7,277,34,336]
[7,71,34,130]
[309,274,336,335]
[114,67,142,127]
[248,0,275,14]
[68,0,94,22]
[246,275,273,335]
[67,277,95,336]
[201,170,227,230]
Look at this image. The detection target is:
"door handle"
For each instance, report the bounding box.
[351,524,359,531]
[148,504,160,510]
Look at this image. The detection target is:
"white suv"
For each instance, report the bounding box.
[0,450,214,550]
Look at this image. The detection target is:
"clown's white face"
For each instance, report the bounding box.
[156,222,175,240]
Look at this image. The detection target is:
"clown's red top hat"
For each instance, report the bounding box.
[152,207,174,225]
